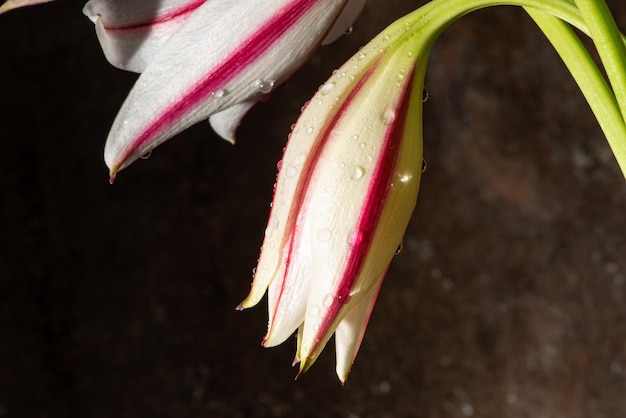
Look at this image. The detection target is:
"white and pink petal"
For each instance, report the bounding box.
[83,0,207,72]
[103,0,352,178]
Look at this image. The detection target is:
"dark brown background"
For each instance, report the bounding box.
[1,1,626,417]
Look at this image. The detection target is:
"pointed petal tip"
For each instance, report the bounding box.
[291,356,300,367]
[337,369,351,385]
[237,291,263,311]
[108,166,118,184]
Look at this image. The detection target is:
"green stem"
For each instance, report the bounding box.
[575,0,626,120]
[526,7,626,176]
[390,0,626,177]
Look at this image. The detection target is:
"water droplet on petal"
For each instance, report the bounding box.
[421,159,428,173]
[395,242,404,255]
[294,153,306,166]
[212,89,226,98]
[357,53,366,61]
[322,294,334,308]
[350,166,365,180]
[253,79,275,94]
[260,80,275,94]
[337,290,352,304]
[317,228,332,242]
[381,108,396,125]
[320,82,335,95]
[344,26,353,35]
[140,150,152,160]
[286,164,298,178]
[305,127,314,135]
[358,142,366,150]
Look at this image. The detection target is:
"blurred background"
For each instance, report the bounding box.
[1,1,626,417]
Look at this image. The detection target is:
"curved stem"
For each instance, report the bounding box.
[526,7,626,177]
[390,0,626,177]
[575,0,626,121]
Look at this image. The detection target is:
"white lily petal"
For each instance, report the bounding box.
[104,0,350,179]
[335,275,384,383]
[262,230,312,347]
[291,34,423,374]
[322,0,366,45]
[208,100,256,144]
[0,0,53,14]
[83,0,206,72]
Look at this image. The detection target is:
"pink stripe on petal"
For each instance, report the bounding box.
[115,0,321,169]
[263,60,380,340]
[310,61,419,352]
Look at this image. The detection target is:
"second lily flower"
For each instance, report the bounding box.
[239,20,428,382]
[82,0,366,181]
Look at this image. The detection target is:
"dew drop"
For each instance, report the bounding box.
[381,108,396,125]
[294,153,306,166]
[212,89,226,98]
[358,142,366,150]
[320,82,335,95]
[407,51,414,58]
[337,290,352,304]
[357,53,366,61]
[140,150,152,160]
[399,173,411,183]
[344,26,353,35]
[253,79,275,94]
[286,164,298,178]
[322,294,334,308]
[305,126,314,135]
[317,228,332,242]
[350,166,365,180]
[421,159,428,173]
[395,242,404,255]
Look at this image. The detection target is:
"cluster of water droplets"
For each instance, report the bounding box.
[251,78,275,95]
[210,88,227,98]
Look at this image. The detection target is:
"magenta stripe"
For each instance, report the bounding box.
[266,61,380,333]
[116,0,321,168]
[103,0,207,31]
[312,61,419,348]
